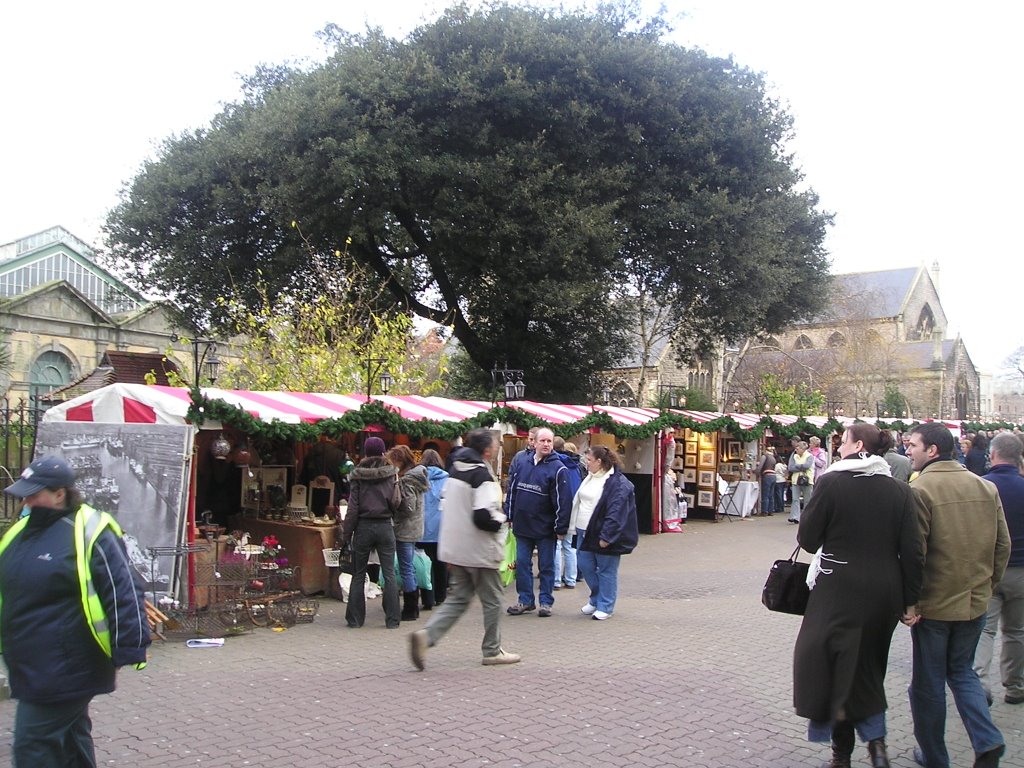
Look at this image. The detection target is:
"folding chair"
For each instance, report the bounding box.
[716,475,739,522]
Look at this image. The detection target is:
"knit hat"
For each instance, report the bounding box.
[4,454,75,498]
[363,437,386,457]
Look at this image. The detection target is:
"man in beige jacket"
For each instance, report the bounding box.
[904,423,1010,768]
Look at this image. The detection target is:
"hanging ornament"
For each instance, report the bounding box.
[210,433,232,460]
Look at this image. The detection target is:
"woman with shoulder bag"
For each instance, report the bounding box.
[793,424,924,768]
[788,441,815,524]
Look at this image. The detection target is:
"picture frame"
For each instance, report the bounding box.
[681,492,695,509]
[698,470,715,487]
[698,449,716,468]
[726,440,742,460]
[685,441,697,455]
[697,490,715,508]
[698,431,715,449]
[682,468,697,484]
[684,454,697,468]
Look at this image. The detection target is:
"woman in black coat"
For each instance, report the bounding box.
[793,424,924,768]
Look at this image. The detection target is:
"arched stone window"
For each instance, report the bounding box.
[827,332,846,348]
[911,304,936,340]
[30,350,74,404]
[794,334,814,350]
[609,380,636,408]
[765,337,782,350]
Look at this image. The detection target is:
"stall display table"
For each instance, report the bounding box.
[717,480,759,518]
[229,517,336,595]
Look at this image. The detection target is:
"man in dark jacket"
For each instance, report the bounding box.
[0,454,150,766]
[503,428,571,617]
[975,432,1024,705]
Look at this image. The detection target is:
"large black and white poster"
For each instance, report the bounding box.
[35,422,194,599]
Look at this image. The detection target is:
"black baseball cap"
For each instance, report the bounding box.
[4,454,75,498]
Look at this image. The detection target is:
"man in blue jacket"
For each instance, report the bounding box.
[976,432,1024,706]
[0,454,150,766]
[503,428,572,617]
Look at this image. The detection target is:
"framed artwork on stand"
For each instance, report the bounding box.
[698,470,715,487]
[697,490,715,508]
[681,492,695,509]
[682,468,697,484]
[684,454,697,468]
[698,450,716,468]
[685,441,698,455]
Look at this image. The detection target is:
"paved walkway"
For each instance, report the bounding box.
[1,515,1020,766]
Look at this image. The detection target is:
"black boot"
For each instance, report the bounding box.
[821,721,854,768]
[867,739,890,768]
[420,587,435,611]
[402,591,420,621]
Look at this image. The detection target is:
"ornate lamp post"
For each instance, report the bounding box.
[491,363,525,406]
[171,334,221,388]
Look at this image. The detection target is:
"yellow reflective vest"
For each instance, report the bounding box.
[0,503,124,657]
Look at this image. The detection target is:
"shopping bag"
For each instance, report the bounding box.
[761,545,810,615]
[499,530,517,587]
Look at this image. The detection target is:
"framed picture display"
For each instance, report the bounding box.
[698,490,715,508]
[725,440,742,460]
[685,441,697,455]
[698,470,715,487]
[698,431,716,449]
[698,449,716,468]
[681,492,695,508]
[684,454,697,468]
[682,468,697,484]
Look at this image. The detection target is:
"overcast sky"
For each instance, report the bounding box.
[2,1,1020,371]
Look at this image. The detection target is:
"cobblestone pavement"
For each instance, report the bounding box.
[1,515,1020,766]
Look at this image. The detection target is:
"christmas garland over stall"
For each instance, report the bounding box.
[180,391,996,445]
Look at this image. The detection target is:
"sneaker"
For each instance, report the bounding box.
[482,649,521,666]
[553,583,562,590]
[1006,692,1024,704]
[562,582,576,589]
[581,603,597,615]
[538,604,552,617]
[592,610,611,621]
[506,603,536,615]
[409,629,428,671]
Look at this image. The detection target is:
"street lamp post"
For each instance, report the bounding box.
[490,363,525,406]
[657,383,686,411]
[171,335,221,388]
[365,356,393,399]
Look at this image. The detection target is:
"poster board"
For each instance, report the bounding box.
[35,422,194,600]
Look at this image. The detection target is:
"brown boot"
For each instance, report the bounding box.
[821,721,854,768]
[867,739,890,768]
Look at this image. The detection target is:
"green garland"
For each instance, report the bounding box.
[186,391,1005,444]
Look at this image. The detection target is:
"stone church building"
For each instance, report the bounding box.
[604,264,980,420]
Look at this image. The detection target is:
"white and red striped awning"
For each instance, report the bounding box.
[45,383,949,437]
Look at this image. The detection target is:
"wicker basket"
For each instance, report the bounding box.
[323,548,341,566]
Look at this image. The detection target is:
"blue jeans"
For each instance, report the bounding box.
[576,529,621,614]
[395,540,417,592]
[760,475,777,513]
[789,483,811,521]
[910,616,1004,767]
[514,535,556,608]
[774,481,787,514]
[554,538,577,586]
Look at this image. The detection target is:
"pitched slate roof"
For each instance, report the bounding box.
[806,267,920,324]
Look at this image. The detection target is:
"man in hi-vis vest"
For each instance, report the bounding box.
[0,454,150,766]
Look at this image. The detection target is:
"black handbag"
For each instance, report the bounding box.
[796,474,809,486]
[762,545,810,615]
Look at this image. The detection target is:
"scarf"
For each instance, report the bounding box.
[806,454,890,588]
